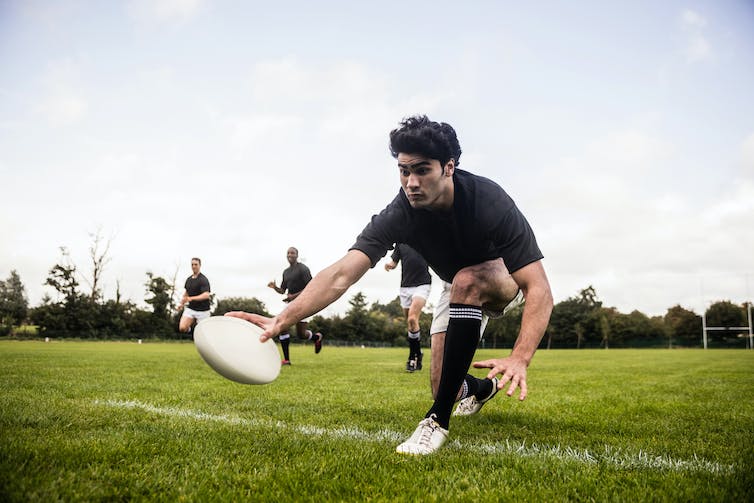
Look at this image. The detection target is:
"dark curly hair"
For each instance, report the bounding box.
[388,115,462,167]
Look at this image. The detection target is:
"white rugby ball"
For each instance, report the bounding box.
[194,316,281,384]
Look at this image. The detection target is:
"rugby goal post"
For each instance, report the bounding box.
[701,302,753,349]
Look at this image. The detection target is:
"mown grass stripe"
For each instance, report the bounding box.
[96,398,733,475]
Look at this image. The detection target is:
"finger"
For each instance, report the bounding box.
[472,359,495,369]
[246,314,271,328]
[506,376,520,397]
[518,379,528,401]
[498,371,513,389]
[224,311,249,320]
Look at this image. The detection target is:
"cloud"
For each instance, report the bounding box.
[681,9,707,28]
[532,125,754,314]
[686,35,712,63]
[127,0,205,24]
[35,94,87,126]
[680,9,712,63]
[34,59,88,126]
[740,132,754,180]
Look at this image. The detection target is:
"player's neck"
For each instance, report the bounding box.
[432,181,455,212]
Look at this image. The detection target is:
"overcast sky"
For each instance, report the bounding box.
[1,0,753,319]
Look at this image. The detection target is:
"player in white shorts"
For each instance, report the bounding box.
[177,257,211,336]
[385,243,432,372]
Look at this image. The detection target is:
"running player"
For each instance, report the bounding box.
[268,246,323,363]
[385,243,431,372]
[177,257,211,335]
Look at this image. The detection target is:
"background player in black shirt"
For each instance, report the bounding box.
[385,243,431,372]
[268,247,323,363]
[229,116,552,455]
[177,257,211,334]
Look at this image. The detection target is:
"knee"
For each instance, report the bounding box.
[449,271,483,304]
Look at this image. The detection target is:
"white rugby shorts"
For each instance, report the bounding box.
[398,284,431,309]
[182,307,211,321]
[430,281,524,339]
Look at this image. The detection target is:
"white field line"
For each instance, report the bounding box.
[95,399,733,475]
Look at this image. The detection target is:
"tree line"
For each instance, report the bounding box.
[1,233,752,347]
[2,263,751,348]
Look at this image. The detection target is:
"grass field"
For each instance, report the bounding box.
[1,340,752,502]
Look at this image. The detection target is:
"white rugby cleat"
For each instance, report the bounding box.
[395,415,448,455]
[452,377,500,417]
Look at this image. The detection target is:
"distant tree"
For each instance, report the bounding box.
[145,273,174,319]
[599,311,611,349]
[83,227,113,303]
[45,247,80,305]
[35,248,95,336]
[213,297,271,316]
[705,300,748,346]
[29,295,64,336]
[0,270,29,328]
[548,286,603,348]
[370,296,404,320]
[664,305,701,347]
[142,273,178,337]
[485,304,524,349]
[705,300,747,329]
[605,309,665,347]
[340,292,379,341]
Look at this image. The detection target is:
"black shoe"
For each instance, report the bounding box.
[416,352,423,370]
[314,332,323,354]
[405,359,416,372]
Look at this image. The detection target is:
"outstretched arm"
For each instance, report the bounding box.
[228,250,372,341]
[473,260,553,400]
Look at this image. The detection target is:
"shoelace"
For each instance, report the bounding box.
[457,397,479,413]
[418,418,439,447]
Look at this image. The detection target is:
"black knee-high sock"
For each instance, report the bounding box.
[280,335,290,361]
[460,374,494,400]
[426,304,482,429]
[407,331,421,359]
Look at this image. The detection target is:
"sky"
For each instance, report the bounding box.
[1,0,753,319]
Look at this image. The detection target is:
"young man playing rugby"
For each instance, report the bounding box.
[230,115,553,455]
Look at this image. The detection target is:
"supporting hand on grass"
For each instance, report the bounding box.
[472,355,529,400]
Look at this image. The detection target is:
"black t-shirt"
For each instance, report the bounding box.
[390,243,432,288]
[351,169,543,283]
[281,262,312,295]
[185,273,211,311]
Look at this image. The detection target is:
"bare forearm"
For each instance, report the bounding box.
[511,282,553,364]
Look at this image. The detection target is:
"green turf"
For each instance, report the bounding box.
[1,340,752,501]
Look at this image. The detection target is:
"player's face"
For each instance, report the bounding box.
[191,260,200,274]
[286,248,298,264]
[397,153,454,210]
